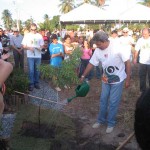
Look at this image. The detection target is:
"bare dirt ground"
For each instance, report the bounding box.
[9,53,140,149]
[59,64,141,150]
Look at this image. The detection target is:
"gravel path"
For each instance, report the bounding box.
[29,80,67,110]
[0,114,16,139]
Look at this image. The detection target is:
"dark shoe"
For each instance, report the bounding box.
[28,86,34,91]
[34,84,40,89]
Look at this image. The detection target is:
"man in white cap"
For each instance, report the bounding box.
[81,31,131,133]
[119,27,135,61]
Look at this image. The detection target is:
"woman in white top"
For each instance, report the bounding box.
[63,35,74,60]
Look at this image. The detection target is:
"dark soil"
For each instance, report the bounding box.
[19,121,55,139]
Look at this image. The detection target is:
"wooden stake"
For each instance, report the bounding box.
[116,132,135,150]
[14,91,66,105]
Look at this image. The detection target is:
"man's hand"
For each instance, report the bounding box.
[133,58,137,65]
[80,75,85,83]
[3,47,9,52]
[35,47,41,51]
[1,53,10,60]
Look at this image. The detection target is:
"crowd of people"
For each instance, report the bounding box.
[0,24,150,143]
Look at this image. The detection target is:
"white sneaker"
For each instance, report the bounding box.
[106,127,114,133]
[55,87,61,92]
[92,122,101,128]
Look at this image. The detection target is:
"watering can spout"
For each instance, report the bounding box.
[67,95,77,103]
[67,81,90,103]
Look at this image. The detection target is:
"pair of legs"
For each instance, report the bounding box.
[139,63,150,92]
[79,59,92,80]
[97,81,124,127]
[13,49,24,69]
[0,59,13,117]
[27,58,41,88]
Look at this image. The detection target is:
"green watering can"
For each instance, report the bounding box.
[67,81,90,103]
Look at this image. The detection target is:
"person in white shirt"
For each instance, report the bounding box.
[109,30,120,45]
[22,23,44,91]
[133,28,150,92]
[81,31,131,133]
[119,27,135,61]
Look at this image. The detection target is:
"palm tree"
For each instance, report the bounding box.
[23,18,33,30]
[78,0,105,7]
[59,0,75,14]
[77,0,95,7]
[43,14,50,30]
[83,0,92,3]
[44,14,49,21]
[1,9,12,29]
[142,0,150,7]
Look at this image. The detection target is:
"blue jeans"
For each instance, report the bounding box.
[27,58,41,86]
[97,81,124,127]
[79,58,92,80]
[139,63,150,92]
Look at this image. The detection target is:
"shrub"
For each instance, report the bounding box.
[39,46,82,87]
[5,68,29,95]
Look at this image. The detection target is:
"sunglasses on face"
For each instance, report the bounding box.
[31,29,37,31]
[123,32,128,33]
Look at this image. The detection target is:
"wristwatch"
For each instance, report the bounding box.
[81,75,85,78]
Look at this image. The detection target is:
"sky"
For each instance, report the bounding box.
[0,0,85,24]
[0,0,61,25]
[0,0,144,26]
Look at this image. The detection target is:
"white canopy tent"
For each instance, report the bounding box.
[60,3,118,24]
[60,3,150,25]
[119,4,150,23]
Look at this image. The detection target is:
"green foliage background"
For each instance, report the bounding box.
[39,46,82,87]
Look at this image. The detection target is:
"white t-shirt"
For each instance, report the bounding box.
[90,42,129,84]
[22,32,44,58]
[0,42,2,51]
[135,37,150,64]
[119,36,134,57]
[109,37,120,45]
